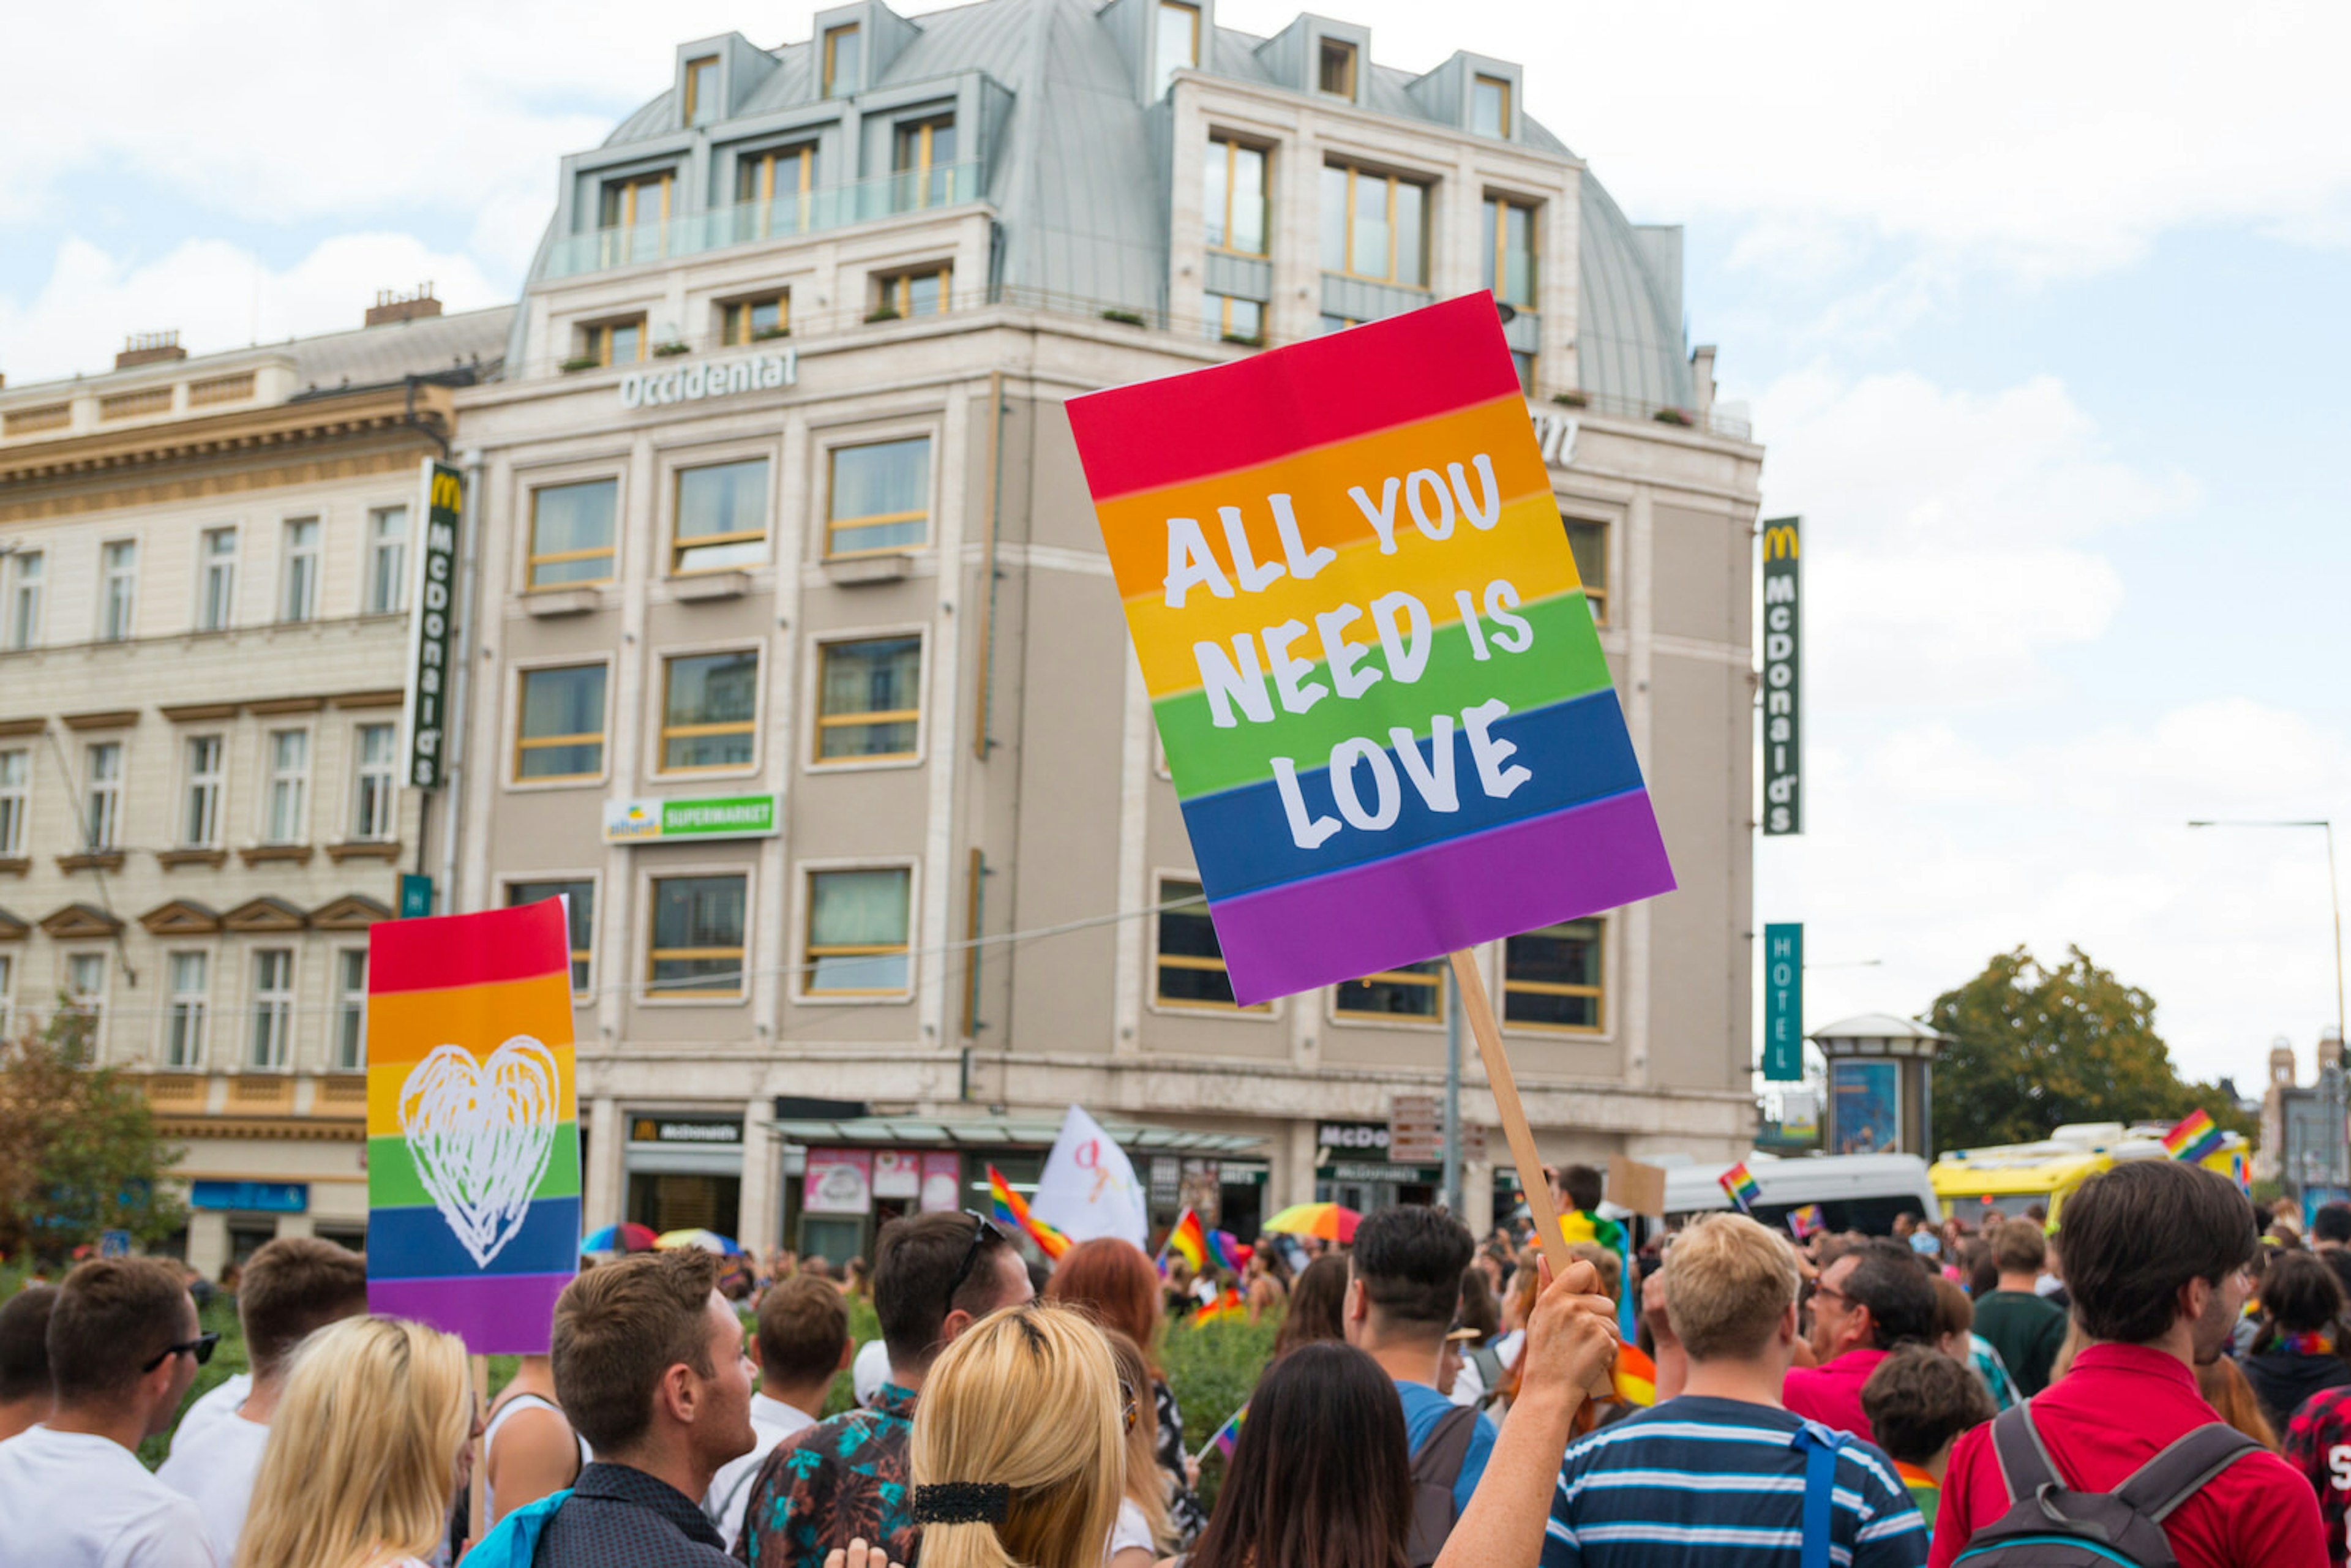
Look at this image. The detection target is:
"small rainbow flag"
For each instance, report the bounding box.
[1194,1286,1246,1324]
[1786,1204,1824,1242]
[1198,1404,1247,1462]
[1719,1161,1761,1214]
[986,1165,1071,1259]
[1160,1208,1209,1274]
[1611,1341,1658,1407]
[1208,1227,1251,1273]
[2227,1149,2252,1192]
[2162,1109,2225,1165]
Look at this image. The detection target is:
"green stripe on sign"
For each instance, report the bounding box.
[366,1124,582,1209]
[1153,591,1611,800]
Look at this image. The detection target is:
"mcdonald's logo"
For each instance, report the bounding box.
[1762,522,1801,561]
[429,470,462,513]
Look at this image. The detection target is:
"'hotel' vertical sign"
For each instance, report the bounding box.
[1761,517,1801,836]
[402,460,462,789]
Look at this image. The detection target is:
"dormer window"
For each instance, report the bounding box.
[1318,37,1357,99]
[1155,1,1200,99]
[599,171,672,231]
[1472,73,1511,138]
[893,116,959,209]
[823,23,861,96]
[684,56,719,127]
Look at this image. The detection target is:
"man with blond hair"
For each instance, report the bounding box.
[1968,1218,2066,1398]
[1539,1213,1926,1567]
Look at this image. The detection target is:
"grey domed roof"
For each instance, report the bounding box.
[1578,175,1693,410]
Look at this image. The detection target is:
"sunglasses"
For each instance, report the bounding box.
[945,1210,1009,1317]
[142,1332,221,1374]
[1117,1378,1139,1435]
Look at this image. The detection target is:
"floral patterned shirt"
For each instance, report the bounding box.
[735,1383,918,1568]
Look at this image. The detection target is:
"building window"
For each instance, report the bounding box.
[683,54,719,126]
[182,735,223,847]
[1505,919,1603,1031]
[720,293,789,345]
[0,747,25,857]
[6,550,42,650]
[1321,163,1428,287]
[264,729,309,842]
[509,880,594,995]
[826,437,931,555]
[648,874,747,998]
[673,457,771,572]
[1334,958,1445,1020]
[528,478,618,588]
[804,868,912,996]
[1205,138,1269,255]
[1472,73,1512,138]
[352,723,397,841]
[66,953,106,1052]
[582,317,646,367]
[280,517,320,622]
[598,171,671,231]
[249,949,293,1069]
[99,541,137,642]
[366,505,409,614]
[871,265,950,321]
[816,636,921,760]
[1207,295,1264,345]
[1509,350,1535,397]
[658,650,760,773]
[199,528,237,631]
[1319,313,1360,335]
[515,664,608,782]
[333,948,367,1070]
[1564,516,1608,626]
[83,742,122,852]
[1318,37,1357,98]
[1485,197,1535,309]
[1154,877,1265,1011]
[822,23,860,96]
[891,117,958,208]
[166,951,208,1069]
[1155,1,1199,97]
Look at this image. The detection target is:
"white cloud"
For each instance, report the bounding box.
[0,234,505,384]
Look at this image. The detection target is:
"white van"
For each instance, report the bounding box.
[1654,1152,1940,1236]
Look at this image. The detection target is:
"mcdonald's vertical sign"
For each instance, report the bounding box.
[402,460,463,790]
[1760,517,1801,836]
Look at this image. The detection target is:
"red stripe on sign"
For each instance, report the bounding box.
[369,899,571,994]
[1065,293,1524,502]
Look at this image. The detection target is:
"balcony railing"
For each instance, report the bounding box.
[545,162,986,279]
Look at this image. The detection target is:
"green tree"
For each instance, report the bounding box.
[1927,946,2253,1153]
[0,1003,186,1261]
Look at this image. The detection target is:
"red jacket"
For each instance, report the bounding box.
[1930,1343,2326,1568]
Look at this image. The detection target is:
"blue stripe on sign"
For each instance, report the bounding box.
[367,1196,582,1280]
[1178,689,1646,903]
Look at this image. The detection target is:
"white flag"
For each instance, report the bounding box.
[1027,1105,1149,1248]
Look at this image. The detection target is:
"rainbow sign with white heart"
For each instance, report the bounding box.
[365,900,580,1352]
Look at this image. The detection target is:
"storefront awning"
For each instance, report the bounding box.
[765,1113,1267,1156]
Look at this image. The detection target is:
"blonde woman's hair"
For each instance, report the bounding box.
[1102,1329,1169,1553]
[910,1304,1123,1568]
[1662,1212,1801,1362]
[235,1316,470,1568]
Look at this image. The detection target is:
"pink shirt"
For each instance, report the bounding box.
[1782,1347,1889,1444]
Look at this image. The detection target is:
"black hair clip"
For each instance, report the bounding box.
[912,1482,1011,1525]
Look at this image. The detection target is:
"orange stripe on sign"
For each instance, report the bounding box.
[366,1043,576,1139]
[1092,394,1550,601]
[364,970,578,1068]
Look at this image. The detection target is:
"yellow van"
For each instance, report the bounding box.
[1932,1122,2250,1225]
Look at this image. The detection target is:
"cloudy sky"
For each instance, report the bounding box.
[5,2,2345,1089]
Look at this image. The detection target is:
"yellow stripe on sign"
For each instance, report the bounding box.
[366,1043,576,1139]
[1124,490,1577,700]
[364,970,578,1068]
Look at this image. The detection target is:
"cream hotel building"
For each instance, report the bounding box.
[2,0,1765,1269]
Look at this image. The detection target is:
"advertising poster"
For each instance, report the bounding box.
[872,1149,921,1200]
[1831,1060,1900,1155]
[804,1150,874,1215]
[920,1152,962,1214]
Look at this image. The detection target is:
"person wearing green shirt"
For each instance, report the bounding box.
[1970,1218,2069,1397]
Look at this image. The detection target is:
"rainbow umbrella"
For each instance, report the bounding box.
[581,1222,659,1253]
[1261,1202,1360,1244]
[656,1228,744,1256]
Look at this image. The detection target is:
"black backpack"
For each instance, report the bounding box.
[1403,1403,1480,1568]
[1953,1402,2260,1567]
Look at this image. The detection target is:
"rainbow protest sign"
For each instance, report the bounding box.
[1067,294,1674,1003]
[366,900,580,1352]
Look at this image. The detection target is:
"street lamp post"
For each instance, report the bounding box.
[2188,819,2349,1190]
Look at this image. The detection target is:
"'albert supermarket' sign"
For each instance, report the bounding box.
[620,348,797,410]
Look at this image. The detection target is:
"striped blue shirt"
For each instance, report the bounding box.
[1539,1397,1929,1568]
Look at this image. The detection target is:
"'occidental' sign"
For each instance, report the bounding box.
[620,349,797,410]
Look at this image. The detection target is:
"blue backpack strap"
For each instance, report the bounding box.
[1792,1424,1846,1568]
[470,1487,573,1568]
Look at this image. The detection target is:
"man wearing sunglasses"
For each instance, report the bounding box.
[735,1209,1033,1567]
[0,1256,218,1566]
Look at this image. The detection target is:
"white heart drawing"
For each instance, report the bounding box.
[397,1036,561,1270]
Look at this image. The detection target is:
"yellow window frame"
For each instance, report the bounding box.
[671,463,771,572]
[737,145,815,235]
[815,638,922,762]
[1332,961,1445,1021]
[583,317,647,368]
[1474,73,1512,137]
[602,173,671,230]
[720,294,789,348]
[803,870,912,997]
[1208,137,1269,257]
[658,653,759,775]
[825,437,933,557]
[1564,516,1609,627]
[1335,165,1427,287]
[875,265,951,320]
[513,666,607,783]
[683,56,718,125]
[1487,195,1537,305]
[1318,37,1357,99]
[1154,880,1269,1013]
[647,943,744,997]
[1502,925,1606,1033]
[527,482,617,590]
[1160,1,1200,80]
[822,24,858,96]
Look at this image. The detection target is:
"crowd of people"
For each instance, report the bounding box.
[1,1155,2346,1566]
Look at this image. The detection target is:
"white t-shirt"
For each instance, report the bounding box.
[1109,1497,1157,1558]
[1450,1329,1525,1408]
[0,1424,217,1567]
[703,1392,818,1553]
[156,1409,271,1564]
[170,1375,250,1452]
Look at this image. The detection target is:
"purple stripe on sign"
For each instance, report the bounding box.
[368,1270,574,1355]
[1215,790,1677,1007]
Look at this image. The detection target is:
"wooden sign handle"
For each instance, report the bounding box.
[469,1352,490,1553]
